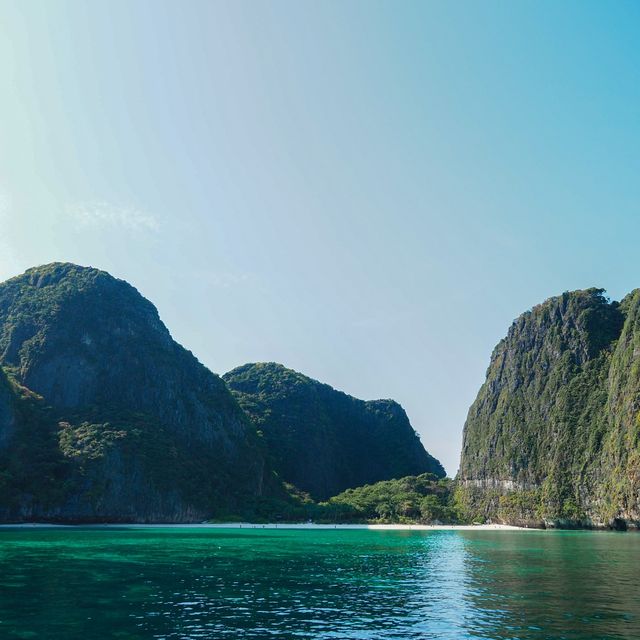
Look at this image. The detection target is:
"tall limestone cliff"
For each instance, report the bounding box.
[0,263,264,522]
[458,288,640,528]
[224,362,445,500]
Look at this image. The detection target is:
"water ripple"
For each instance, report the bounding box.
[0,528,638,639]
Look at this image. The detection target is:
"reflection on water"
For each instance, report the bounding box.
[459,531,640,639]
[0,528,638,639]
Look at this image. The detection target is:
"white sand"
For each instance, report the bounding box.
[0,522,539,531]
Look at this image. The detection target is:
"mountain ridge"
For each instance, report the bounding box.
[0,263,446,522]
[224,361,445,500]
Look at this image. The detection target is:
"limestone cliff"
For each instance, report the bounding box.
[0,263,264,522]
[224,362,445,500]
[458,288,640,528]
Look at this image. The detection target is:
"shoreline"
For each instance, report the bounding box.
[0,522,538,531]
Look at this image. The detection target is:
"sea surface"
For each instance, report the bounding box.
[0,527,637,639]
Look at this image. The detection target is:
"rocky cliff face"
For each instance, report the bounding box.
[0,263,264,522]
[0,369,17,451]
[458,288,640,528]
[224,362,445,500]
[0,263,451,522]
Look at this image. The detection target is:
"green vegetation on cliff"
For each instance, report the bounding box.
[322,474,457,523]
[458,288,640,528]
[210,474,457,524]
[0,371,68,515]
[0,263,264,522]
[224,362,445,500]
[0,263,447,523]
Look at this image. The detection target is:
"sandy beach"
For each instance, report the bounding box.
[0,522,537,531]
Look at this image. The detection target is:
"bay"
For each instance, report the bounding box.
[0,527,637,639]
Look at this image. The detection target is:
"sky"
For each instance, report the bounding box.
[0,1,639,475]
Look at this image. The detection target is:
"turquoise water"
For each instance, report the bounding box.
[0,528,638,639]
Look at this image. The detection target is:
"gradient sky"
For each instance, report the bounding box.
[1,1,639,474]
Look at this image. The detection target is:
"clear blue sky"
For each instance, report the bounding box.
[1,1,638,475]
